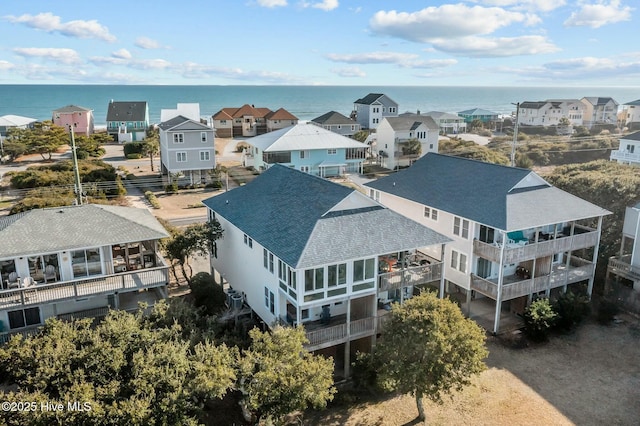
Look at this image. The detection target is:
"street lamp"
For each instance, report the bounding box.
[68,123,83,205]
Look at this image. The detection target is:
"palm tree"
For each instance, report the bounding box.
[143,128,160,172]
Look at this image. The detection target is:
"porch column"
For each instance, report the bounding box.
[438,244,446,298]
[563,223,576,293]
[587,216,604,297]
[343,299,352,378]
[493,231,507,334]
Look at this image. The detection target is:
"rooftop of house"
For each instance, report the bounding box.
[212,104,297,121]
[0,204,169,258]
[202,165,450,269]
[158,115,211,131]
[582,96,618,106]
[457,108,499,116]
[53,105,93,114]
[382,114,439,131]
[621,131,640,142]
[423,111,464,121]
[311,111,356,126]
[266,107,298,120]
[365,153,610,231]
[106,101,148,122]
[247,122,367,152]
[0,115,38,127]
[624,99,640,106]
[354,93,397,106]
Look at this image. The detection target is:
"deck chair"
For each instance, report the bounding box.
[7,272,19,288]
[44,265,57,281]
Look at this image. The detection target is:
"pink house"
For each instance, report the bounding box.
[52,105,94,136]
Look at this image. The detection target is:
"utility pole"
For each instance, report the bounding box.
[510,102,520,167]
[68,124,83,205]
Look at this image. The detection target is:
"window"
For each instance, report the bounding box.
[353,258,375,282]
[327,263,347,287]
[200,151,210,161]
[299,150,309,159]
[453,217,470,239]
[269,253,274,273]
[7,307,41,330]
[176,152,187,162]
[264,287,275,314]
[369,189,380,202]
[201,132,207,142]
[278,260,287,282]
[389,107,396,113]
[450,250,467,273]
[423,207,438,221]
[244,234,253,248]
[173,133,184,143]
[263,249,268,269]
[304,268,324,291]
[72,248,102,278]
[327,149,337,155]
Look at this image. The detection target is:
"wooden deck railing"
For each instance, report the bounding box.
[304,317,377,349]
[378,262,442,292]
[608,255,640,280]
[0,266,169,310]
[473,227,599,264]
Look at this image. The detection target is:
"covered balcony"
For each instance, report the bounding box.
[473,224,599,264]
[470,256,594,301]
[607,254,640,283]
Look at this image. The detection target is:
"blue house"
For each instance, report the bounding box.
[242,122,368,177]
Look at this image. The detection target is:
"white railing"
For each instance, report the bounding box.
[378,263,442,292]
[0,267,169,310]
[610,150,640,163]
[608,255,640,280]
[473,228,599,264]
[304,317,376,348]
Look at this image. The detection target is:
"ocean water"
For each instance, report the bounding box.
[1,85,639,126]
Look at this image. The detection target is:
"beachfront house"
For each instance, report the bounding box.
[106,100,150,143]
[211,104,298,138]
[0,115,37,137]
[620,99,640,131]
[52,105,94,136]
[203,165,450,377]
[158,115,216,185]
[375,114,439,170]
[517,99,584,128]
[241,122,367,177]
[365,153,610,334]
[353,93,399,130]
[610,131,640,165]
[0,204,170,342]
[457,108,499,124]
[310,111,361,137]
[423,111,466,134]
[607,202,640,295]
[581,97,619,129]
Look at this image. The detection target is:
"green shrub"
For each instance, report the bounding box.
[552,291,591,331]
[144,191,161,209]
[123,142,144,156]
[597,298,620,325]
[189,272,226,316]
[235,141,250,153]
[126,153,143,159]
[521,298,557,342]
[351,351,382,392]
[205,181,222,189]
[115,176,127,196]
[165,182,178,194]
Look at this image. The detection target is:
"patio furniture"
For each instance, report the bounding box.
[44,265,57,282]
[7,272,19,289]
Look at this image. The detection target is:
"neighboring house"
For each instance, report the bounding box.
[457,108,499,124]
[353,93,399,130]
[203,165,450,376]
[0,204,169,342]
[242,122,367,177]
[610,131,640,165]
[365,153,610,334]
[376,114,439,170]
[106,100,150,143]
[607,201,640,293]
[160,103,201,123]
[517,99,584,127]
[0,115,37,137]
[620,99,640,130]
[310,111,361,137]
[52,105,94,136]
[158,115,216,185]
[423,111,466,134]
[211,104,298,138]
[581,97,619,128]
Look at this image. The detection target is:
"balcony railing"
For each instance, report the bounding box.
[378,262,442,293]
[610,151,640,163]
[0,266,169,310]
[470,258,594,301]
[304,317,377,350]
[608,255,640,281]
[473,227,599,264]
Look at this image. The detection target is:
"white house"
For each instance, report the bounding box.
[242,122,367,177]
[353,93,399,130]
[158,115,216,185]
[581,97,619,128]
[620,99,640,130]
[607,201,640,293]
[376,114,439,170]
[310,111,361,137]
[610,131,640,165]
[423,111,466,134]
[365,153,610,334]
[0,204,169,342]
[203,165,450,377]
[517,99,584,127]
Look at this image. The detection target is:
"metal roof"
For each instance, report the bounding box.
[247,122,367,152]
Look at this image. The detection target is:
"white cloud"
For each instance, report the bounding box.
[369,4,533,42]
[0,60,15,71]
[256,0,287,7]
[4,12,116,42]
[326,51,420,64]
[564,0,633,28]
[135,36,162,49]
[408,59,458,68]
[430,35,560,57]
[300,0,339,11]
[472,0,566,12]
[331,67,366,77]
[112,49,132,59]
[13,47,82,64]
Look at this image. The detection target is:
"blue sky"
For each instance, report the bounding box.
[0,1,637,86]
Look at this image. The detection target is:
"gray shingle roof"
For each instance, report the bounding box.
[621,131,640,142]
[384,115,439,131]
[0,204,169,258]
[354,93,385,105]
[203,165,450,268]
[52,105,92,113]
[311,111,355,125]
[365,153,610,231]
[106,101,148,122]
[158,115,210,131]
